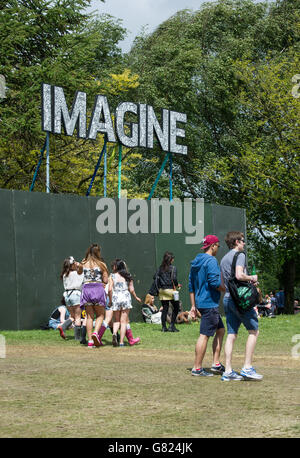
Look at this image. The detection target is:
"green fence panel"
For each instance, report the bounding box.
[0,189,246,329]
[0,190,18,329]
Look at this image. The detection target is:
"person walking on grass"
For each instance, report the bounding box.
[96,283,141,346]
[80,244,108,348]
[108,259,141,347]
[60,256,83,341]
[189,235,226,377]
[220,231,263,381]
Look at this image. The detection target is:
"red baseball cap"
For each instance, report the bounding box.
[201,235,220,249]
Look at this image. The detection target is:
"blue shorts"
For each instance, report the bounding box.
[198,307,224,337]
[223,296,258,334]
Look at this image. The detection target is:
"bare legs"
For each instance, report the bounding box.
[85,305,105,342]
[113,309,130,345]
[193,327,225,369]
[68,304,81,327]
[224,330,259,373]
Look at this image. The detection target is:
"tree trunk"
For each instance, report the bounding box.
[282,258,295,314]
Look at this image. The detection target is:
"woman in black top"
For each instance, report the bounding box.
[156,251,180,332]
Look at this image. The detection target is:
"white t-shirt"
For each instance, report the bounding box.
[63,271,84,291]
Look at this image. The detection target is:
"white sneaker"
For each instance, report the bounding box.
[240,367,263,380]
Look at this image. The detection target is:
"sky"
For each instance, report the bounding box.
[89,0,210,52]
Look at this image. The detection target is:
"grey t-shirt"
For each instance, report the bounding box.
[220,249,247,298]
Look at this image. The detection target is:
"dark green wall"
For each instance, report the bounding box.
[0,189,246,329]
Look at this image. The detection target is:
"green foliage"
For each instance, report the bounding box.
[126,0,300,309]
[0,0,136,195]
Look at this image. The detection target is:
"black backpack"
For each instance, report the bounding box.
[228,252,259,313]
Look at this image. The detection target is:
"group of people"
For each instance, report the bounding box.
[49,244,141,348]
[48,230,294,382]
[141,231,265,381]
[255,291,279,317]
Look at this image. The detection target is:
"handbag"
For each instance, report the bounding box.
[151,311,162,324]
[148,271,160,297]
[228,252,259,313]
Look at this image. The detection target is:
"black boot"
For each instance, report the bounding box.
[80,325,87,344]
[169,301,179,332]
[109,326,120,342]
[161,307,169,331]
[74,325,81,341]
[169,323,179,332]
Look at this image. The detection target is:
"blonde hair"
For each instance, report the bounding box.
[144,294,154,305]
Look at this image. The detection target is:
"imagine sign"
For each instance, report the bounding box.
[41,83,187,154]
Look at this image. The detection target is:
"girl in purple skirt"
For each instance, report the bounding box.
[80,244,108,348]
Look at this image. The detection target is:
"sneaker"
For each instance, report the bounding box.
[221,370,244,381]
[112,334,118,347]
[210,363,225,374]
[119,343,125,347]
[87,341,95,348]
[92,332,101,348]
[191,368,214,377]
[57,325,66,340]
[240,367,263,380]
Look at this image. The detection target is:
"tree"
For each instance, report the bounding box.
[220,53,300,313]
[0,0,143,196]
[126,0,300,311]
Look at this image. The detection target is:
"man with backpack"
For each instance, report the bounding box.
[220,231,263,381]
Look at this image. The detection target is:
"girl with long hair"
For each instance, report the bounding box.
[108,259,141,347]
[60,256,83,340]
[156,251,181,332]
[80,244,108,348]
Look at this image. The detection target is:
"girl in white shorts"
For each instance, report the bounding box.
[61,256,83,340]
[108,259,141,347]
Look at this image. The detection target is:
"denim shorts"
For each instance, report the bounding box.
[48,318,60,329]
[198,307,224,337]
[63,290,81,307]
[223,296,258,334]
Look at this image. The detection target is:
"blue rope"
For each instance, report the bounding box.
[147,153,170,200]
[30,136,48,192]
[86,137,107,196]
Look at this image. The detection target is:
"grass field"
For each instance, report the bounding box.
[0,315,299,438]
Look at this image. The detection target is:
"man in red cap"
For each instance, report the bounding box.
[189,235,226,376]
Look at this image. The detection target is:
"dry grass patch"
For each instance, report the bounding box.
[1,339,299,438]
